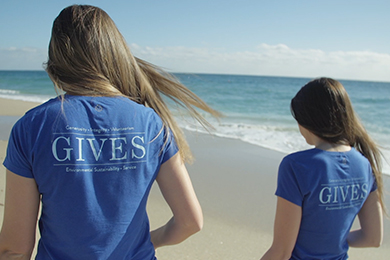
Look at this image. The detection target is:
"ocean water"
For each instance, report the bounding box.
[1,70,389,174]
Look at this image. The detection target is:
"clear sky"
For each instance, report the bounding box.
[1,0,389,82]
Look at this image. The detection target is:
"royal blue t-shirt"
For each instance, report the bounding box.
[276,148,376,260]
[4,95,178,260]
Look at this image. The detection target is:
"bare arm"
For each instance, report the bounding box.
[150,153,203,249]
[348,190,383,248]
[260,197,301,260]
[0,170,40,260]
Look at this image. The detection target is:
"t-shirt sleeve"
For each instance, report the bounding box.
[275,156,304,207]
[3,119,34,178]
[370,165,378,193]
[160,128,179,164]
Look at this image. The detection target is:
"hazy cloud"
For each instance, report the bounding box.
[130,43,390,82]
[1,44,389,82]
[0,47,47,70]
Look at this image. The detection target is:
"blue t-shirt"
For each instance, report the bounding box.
[276,148,376,260]
[4,95,178,260]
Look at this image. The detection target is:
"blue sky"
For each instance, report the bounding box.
[1,0,389,82]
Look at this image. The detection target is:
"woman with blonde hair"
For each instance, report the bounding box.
[0,5,219,260]
[261,77,384,260]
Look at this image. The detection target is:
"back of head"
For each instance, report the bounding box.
[291,77,385,211]
[46,5,136,96]
[45,5,220,163]
[291,77,353,144]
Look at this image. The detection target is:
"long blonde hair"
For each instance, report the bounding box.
[45,5,220,163]
[291,78,385,211]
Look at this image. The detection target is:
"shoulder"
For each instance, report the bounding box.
[348,147,369,161]
[279,149,312,176]
[107,96,163,125]
[347,148,372,170]
[279,149,328,180]
[25,97,61,115]
[282,148,320,165]
[14,97,61,127]
[91,96,160,118]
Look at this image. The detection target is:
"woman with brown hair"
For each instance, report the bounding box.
[261,78,384,260]
[0,5,219,260]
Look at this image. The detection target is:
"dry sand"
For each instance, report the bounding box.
[1,97,389,259]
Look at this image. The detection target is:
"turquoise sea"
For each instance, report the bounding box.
[0,70,389,174]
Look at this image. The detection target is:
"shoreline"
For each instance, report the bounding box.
[1,98,390,259]
[1,95,389,176]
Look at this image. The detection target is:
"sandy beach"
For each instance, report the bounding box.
[1,97,390,259]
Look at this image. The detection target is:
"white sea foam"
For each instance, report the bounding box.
[0,93,50,103]
[178,116,390,176]
[0,89,20,94]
